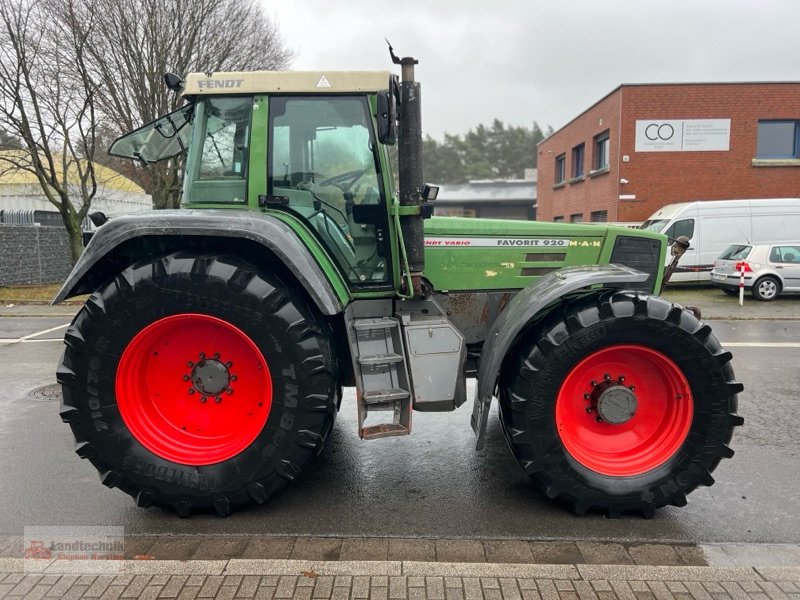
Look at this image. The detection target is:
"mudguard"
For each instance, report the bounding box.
[471,264,649,450]
[53,210,345,315]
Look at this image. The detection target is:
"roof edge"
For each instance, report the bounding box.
[539,81,800,144]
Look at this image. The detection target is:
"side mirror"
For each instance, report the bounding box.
[377,77,398,145]
[671,235,691,257]
[163,72,184,93]
[89,211,109,227]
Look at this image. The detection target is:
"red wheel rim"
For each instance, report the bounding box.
[116,314,272,465]
[555,344,693,476]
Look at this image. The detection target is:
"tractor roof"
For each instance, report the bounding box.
[183,71,392,96]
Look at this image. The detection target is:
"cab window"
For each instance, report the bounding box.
[183,96,253,204]
[198,98,251,179]
[268,96,389,286]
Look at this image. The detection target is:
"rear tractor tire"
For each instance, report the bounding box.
[499,291,743,517]
[57,253,339,517]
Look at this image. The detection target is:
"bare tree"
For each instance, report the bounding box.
[75,0,293,209]
[0,0,101,263]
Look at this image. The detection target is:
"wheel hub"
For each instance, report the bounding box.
[595,385,637,424]
[190,356,231,396]
[586,374,637,425]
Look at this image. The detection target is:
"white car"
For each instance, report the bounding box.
[711,242,800,300]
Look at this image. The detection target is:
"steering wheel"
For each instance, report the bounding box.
[318,169,367,193]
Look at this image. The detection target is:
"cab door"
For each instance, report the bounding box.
[266,95,393,289]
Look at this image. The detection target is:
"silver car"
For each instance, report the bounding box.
[711,242,800,301]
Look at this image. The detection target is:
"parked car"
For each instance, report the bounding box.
[711,242,800,300]
[640,198,800,283]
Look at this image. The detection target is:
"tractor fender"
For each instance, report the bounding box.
[53,209,345,315]
[471,264,649,450]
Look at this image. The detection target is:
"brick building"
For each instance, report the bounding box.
[537,82,800,224]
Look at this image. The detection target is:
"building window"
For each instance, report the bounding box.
[553,215,564,222]
[554,154,566,184]
[570,213,583,223]
[593,131,610,171]
[756,121,800,158]
[590,210,608,223]
[571,143,585,179]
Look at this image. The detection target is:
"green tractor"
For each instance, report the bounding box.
[55,51,743,518]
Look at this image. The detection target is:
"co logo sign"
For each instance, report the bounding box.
[645,123,675,141]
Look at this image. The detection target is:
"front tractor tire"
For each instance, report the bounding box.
[57,253,338,517]
[499,291,743,517]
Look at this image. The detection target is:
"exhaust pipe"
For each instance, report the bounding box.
[391,48,425,296]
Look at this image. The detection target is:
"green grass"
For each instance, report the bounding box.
[0,284,89,304]
[0,284,62,302]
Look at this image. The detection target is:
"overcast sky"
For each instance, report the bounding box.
[265,1,799,139]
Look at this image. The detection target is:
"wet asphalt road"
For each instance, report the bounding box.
[0,315,798,544]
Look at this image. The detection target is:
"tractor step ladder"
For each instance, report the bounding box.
[350,317,412,439]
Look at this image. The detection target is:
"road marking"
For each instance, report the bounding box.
[20,323,69,341]
[0,323,69,345]
[721,342,800,348]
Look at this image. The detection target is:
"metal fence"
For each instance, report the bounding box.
[0,210,74,285]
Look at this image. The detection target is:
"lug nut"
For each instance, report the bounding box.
[586,407,593,413]
[200,396,207,403]
[187,361,194,367]
[225,361,233,368]
[226,388,234,395]
[629,386,636,392]
[604,373,611,381]
[213,352,220,359]
[199,352,205,359]
[596,416,603,423]
[188,388,195,395]
[619,375,626,383]
[182,374,190,381]
[583,393,591,400]
[215,396,222,404]
[231,375,238,382]
[591,380,597,387]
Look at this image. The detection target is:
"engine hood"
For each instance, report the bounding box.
[421,216,661,291]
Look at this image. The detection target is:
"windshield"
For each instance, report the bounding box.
[639,219,670,233]
[109,105,193,163]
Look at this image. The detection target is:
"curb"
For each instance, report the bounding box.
[1,558,797,581]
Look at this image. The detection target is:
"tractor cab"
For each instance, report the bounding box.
[109,71,397,289]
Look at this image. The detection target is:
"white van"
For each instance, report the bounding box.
[639,198,800,282]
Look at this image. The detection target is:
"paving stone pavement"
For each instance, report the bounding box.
[0,559,799,600]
